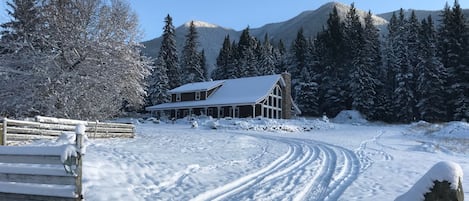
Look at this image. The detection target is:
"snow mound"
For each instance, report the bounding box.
[332,110,368,125]
[201,117,333,132]
[407,121,443,135]
[434,122,469,139]
[395,161,463,201]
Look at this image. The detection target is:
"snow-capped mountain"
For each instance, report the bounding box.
[141,2,390,75]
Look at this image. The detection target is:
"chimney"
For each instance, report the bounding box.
[281,72,292,119]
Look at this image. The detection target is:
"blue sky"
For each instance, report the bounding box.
[129,0,468,41]
[0,1,467,41]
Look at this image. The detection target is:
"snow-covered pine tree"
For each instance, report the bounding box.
[393,9,416,123]
[236,27,258,77]
[274,39,288,73]
[257,33,276,76]
[344,3,364,111]
[147,58,170,106]
[181,21,206,84]
[437,1,469,121]
[159,14,181,90]
[349,11,382,120]
[416,15,448,122]
[288,28,310,87]
[319,6,347,117]
[213,35,232,80]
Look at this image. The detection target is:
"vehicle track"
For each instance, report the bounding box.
[191,134,361,201]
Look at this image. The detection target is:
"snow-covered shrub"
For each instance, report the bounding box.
[191,121,199,128]
[395,161,464,201]
[332,110,368,125]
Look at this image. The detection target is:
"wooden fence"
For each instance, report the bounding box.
[0,116,135,145]
[0,128,84,201]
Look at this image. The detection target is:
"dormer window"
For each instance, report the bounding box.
[195,91,201,100]
[176,93,181,102]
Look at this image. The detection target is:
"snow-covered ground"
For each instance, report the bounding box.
[30,113,469,200]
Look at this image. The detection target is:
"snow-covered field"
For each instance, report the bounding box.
[31,113,469,200]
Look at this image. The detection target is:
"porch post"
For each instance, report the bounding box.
[217,107,221,119]
[232,106,235,118]
[252,105,256,118]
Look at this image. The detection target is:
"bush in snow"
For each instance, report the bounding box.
[395,161,464,201]
[332,110,368,125]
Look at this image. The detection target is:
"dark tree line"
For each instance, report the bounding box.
[209,2,469,123]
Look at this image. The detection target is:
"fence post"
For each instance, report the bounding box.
[2,118,7,145]
[75,124,85,200]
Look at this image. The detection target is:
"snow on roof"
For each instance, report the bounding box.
[169,80,224,93]
[147,74,283,110]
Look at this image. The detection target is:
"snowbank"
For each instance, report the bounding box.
[395,161,464,201]
[332,110,368,125]
[407,121,469,139]
[198,117,333,132]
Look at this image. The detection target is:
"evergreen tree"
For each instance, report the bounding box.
[257,33,276,75]
[181,21,205,84]
[437,0,469,120]
[0,0,43,53]
[236,27,258,77]
[319,6,347,117]
[344,3,365,110]
[349,11,382,120]
[393,9,416,123]
[147,59,170,105]
[416,16,448,122]
[289,28,310,84]
[159,14,180,89]
[213,35,232,80]
[275,39,288,73]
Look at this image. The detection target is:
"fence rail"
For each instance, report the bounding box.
[1,116,135,145]
[0,128,84,201]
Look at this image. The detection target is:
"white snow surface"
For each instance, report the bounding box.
[24,117,469,200]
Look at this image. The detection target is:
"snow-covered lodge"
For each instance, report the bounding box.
[146,73,301,119]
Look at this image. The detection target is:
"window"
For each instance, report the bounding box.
[195,91,201,100]
[176,94,181,102]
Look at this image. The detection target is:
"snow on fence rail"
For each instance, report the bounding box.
[0,126,84,201]
[0,116,134,145]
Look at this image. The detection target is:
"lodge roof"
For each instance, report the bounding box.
[146,74,285,111]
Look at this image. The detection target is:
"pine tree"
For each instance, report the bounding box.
[349,11,382,120]
[213,35,232,80]
[0,0,43,53]
[257,33,276,75]
[237,27,258,77]
[319,6,347,117]
[289,28,310,84]
[416,16,448,122]
[181,21,205,84]
[147,59,170,105]
[437,0,469,121]
[159,14,180,89]
[393,9,416,123]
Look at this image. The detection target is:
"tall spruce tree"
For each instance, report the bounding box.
[320,6,347,117]
[416,16,448,122]
[213,35,232,80]
[257,33,276,76]
[159,14,180,89]
[349,11,382,120]
[236,27,258,77]
[437,1,469,121]
[181,21,205,84]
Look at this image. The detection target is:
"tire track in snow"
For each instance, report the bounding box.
[191,134,360,201]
